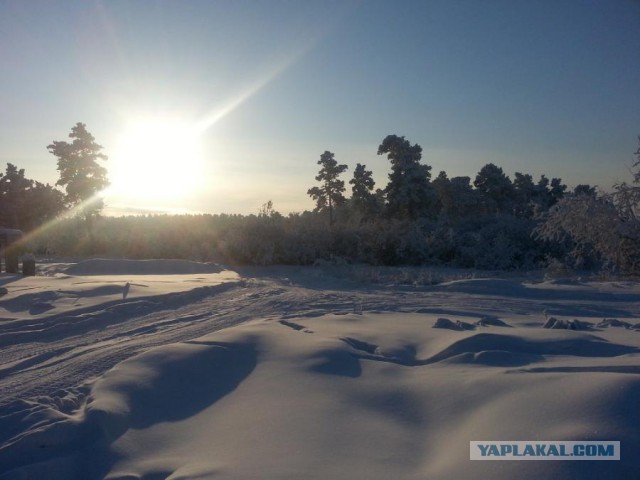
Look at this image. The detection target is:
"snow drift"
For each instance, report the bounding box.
[0,262,639,479]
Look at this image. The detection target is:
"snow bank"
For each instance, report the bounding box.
[0,260,239,327]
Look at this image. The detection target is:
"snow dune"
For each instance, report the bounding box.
[1,261,639,479]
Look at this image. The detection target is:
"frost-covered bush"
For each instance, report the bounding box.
[349,219,431,265]
[220,214,286,265]
[536,194,640,274]
[536,138,640,275]
[27,212,547,270]
[27,214,227,260]
[279,212,333,264]
[424,224,458,264]
[454,215,542,270]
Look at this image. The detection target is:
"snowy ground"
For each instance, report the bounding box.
[0,260,639,479]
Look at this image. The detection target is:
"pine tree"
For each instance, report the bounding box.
[307,151,348,225]
[47,123,109,226]
[0,164,32,228]
[378,135,433,219]
[433,172,479,221]
[349,163,377,220]
[0,163,65,231]
[474,163,515,214]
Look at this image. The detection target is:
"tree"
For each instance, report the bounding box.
[0,163,65,231]
[47,123,109,225]
[512,173,566,218]
[378,135,433,219]
[548,177,567,204]
[611,136,640,221]
[473,163,515,214]
[307,151,348,225]
[573,184,597,197]
[0,163,32,228]
[433,171,479,221]
[432,171,450,215]
[537,137,640,274]
[23,181,66,230]
[513,172,535,217]
[349,163,378,220]
[536,193,640,272]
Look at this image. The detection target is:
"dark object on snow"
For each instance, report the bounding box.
[476,316,511,327]
[0,228,23,273]
[5,252,19,273]
[433,317,476,331]
[22,256,36,276]
[543,317,590,330]
[597,318,632,329]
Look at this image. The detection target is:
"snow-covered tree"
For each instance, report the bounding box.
[349,163,378,220]
[611,137,640,221]
[535,193,640,272]
[307,151,348,225]
[378,135,433,219]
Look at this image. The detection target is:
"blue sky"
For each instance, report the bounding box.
[1,0,639,214]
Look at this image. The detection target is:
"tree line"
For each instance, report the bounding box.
[271,132,639,273]
[6,123,640,274]
[307,134,576,224]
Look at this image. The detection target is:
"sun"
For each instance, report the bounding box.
[110,118,204,204]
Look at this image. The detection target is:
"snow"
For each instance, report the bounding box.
[1,261,639,479]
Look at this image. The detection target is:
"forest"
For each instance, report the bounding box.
[3,125,640,275]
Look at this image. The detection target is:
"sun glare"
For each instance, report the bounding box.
[110,118,204,204]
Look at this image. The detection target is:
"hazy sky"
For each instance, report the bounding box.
[2,0,639,215]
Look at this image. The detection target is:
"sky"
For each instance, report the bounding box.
[1,0,639,215]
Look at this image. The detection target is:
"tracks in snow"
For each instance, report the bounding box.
[0,278,394,405]
[2,273,640,409]
[0,281,255,404]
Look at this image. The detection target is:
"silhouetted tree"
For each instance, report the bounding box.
[512,173,565,218]
[0,164,31,228]
[512,172,535,217]
[259,200,279,218]
[474,163,515,214]
[48,123,109,230]
[307,151,348,225]
[378,135,433,219]
[23,181,65,230]
[0,163,65,231]
[433,172,479,221]
[548,178,567,205]
[349,163,378,220]
[432,171,449,215]
[573,184,597,197]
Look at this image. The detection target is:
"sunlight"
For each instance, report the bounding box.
[194,17,332,134]
[110,118,204,202]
